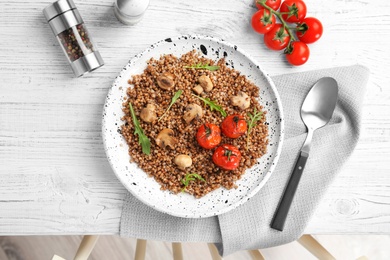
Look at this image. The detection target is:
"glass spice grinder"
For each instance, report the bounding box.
[43,0,104,77]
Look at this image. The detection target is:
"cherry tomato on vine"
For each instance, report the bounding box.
[221,114,248,138]
[196,123,221,149]
[280,0,307,23]
[251,9,276,34]
[255,0,281,11]
[285,41,310,66]
[212,144,242,170]
[264,24,290,51]
[296,17,323,44]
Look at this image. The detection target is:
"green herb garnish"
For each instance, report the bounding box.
[181,173,206,192]
[192,94,227,117]
[129,102,151,155]
[158,90,183,122]
[246,108,263,149]
[184,63,220,71]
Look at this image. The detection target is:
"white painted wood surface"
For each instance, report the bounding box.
[0,0,389,235]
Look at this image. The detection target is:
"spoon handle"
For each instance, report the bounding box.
[271,152,309,231]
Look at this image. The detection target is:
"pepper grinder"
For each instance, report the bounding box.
[43,0,104,77]
[114,0,150,25]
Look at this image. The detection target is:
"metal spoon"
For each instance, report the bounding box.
[271,77,339,231]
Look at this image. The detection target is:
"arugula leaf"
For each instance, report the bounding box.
[158,90,183,122]
[181,173,206,192]
[246,108,263,149]
[192,94,227,117]
[184,63,220,71]
[129,102,151,155]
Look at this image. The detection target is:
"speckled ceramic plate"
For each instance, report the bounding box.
[102,35,284,218]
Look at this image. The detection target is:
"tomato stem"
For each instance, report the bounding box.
[257,0,296,43]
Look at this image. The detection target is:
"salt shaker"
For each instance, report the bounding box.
[114,0,150,25]
[43,0,104,77]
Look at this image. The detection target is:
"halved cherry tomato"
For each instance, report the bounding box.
[285,41,310,66]
[196,123,221,149]
[221,114,248,139]
[280,0,306,23]
[264,24,290,51]
[251,9,275,34]
[297,17,323,44]
[212,144,241,170]
[255,0,281,11]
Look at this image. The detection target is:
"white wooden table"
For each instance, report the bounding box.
[0,0,389,236]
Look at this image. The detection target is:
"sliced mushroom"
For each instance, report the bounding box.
[140,104,157,123]
[174,154,192,170]
[231,91,251,110]
[198,75,213,92]
[192,84,204,95]
[183,103,203,124]
[157,72,175,90]
[155,128,177,149]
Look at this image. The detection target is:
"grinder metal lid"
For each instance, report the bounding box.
[43,0,77,21]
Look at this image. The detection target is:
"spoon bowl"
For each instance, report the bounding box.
[301,77,338,130]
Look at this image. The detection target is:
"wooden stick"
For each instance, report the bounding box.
[248,249,265,260]
[207,243,222,260]
[134,239,147,260]
[51,255,66,260]
[298,235,336,260]
[73,235,99,260]
[172,242,184,260]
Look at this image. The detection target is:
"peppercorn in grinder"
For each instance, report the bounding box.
[43,0,104,77]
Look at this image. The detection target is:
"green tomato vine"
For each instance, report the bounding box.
[257,0,297,51]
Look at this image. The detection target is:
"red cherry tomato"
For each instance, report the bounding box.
[212,144,242,170]
[280,0,307,23]
[255,0,281,11]
[251,9,276,34]
[264,24,290,51]
[221,114,248,139]
[297,17,323,44]
[196,123,221,149]
[285,41,310,66]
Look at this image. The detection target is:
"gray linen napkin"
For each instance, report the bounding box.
[120,65,369,256]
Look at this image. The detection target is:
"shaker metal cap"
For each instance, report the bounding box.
[43,0,77,21]
[114,0,150,25]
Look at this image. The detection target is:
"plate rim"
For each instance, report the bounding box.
[102,34,285,218]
